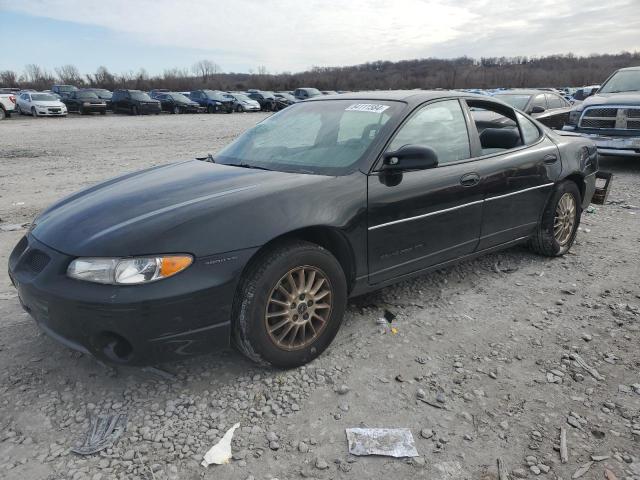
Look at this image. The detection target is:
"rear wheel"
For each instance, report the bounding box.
[234,241,347,368]
[529,181,581,256]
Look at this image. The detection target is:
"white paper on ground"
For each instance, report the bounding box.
[201,422,240,467]
[345,427,419,457]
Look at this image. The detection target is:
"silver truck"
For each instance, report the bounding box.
[563,66,640,157]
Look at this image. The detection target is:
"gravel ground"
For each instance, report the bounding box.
[0,112,639,480]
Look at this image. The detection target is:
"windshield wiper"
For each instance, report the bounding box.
[226,163,273,171]
[605,89,640,93]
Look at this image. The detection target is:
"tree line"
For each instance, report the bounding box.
[2,52,639,93]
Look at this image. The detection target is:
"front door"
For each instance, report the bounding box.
[367,99,484,284]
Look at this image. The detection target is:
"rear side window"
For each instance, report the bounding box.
[387,99,471,165]
[516,112,541,145]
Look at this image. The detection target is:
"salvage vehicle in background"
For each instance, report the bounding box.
[8,91,606,369]
[51,84,78,98]
[225,92,261,112]
[491,89,572,129]
[294,87,322,100]
[157,92,204,114]
[247,90,277,111]
[0,92,16,119]
[189,89,234,113]
[111,89,161,115]
[564,66,640,157]
[83,88,113,110]
[274,92,297,110]
[16,91,67,117]
[62,90,107,115]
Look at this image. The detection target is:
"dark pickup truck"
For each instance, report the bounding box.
[563,66,640,157]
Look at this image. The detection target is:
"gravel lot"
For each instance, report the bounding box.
[1,112,639,480]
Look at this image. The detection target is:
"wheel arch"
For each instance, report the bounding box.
[561,172,586,203]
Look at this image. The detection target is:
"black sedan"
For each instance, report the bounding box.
[8,91,601,368]
[157,92,204,114]
[490,89,573,129]
[62,90,107,115]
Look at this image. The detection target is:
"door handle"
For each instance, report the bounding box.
[544,154,558,164]
[460,173,480,187]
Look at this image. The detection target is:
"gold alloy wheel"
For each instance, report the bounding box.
[265,266,333,351]
[554,192,576,246]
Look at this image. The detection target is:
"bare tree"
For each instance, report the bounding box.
[0,70,19,87]
[191,60,222,83]
[55,64,83,85]
[256,65,268,75]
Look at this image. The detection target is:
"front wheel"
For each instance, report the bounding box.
[31,107,38,117]
[234,241,347,368]
[172,105,180,114]
[131,105,138,116]
[207,104,216,114]
[236,104,244,113]
[529,181,581,256]
[0,108,5,120]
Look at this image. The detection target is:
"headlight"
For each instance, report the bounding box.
[568,109,582,125]
[67,255,193,285]
[83,101,90,106]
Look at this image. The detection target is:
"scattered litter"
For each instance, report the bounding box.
[346,428,419,458]
[72,413,128,455]
[569,353,605,381]
[201,422,240,467]
[585,205,596,213]
[560,426,568,463]
[591,454,610,462]
[493,261,518,274]
[418,397,445,409]
[497,457,509,480]
[604,468,618,480]
[572,461,593,479]
[383,309,396,323]
[390,327,399,335]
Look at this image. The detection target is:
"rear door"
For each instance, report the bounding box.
[463,99,561,250]
[367,98,483,284]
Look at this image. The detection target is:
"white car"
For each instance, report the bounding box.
[17,92,67,117]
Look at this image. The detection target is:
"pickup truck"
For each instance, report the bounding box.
[0,93,16,119]
[563,66,640,157]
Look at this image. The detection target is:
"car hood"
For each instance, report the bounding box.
[32,100,65,107]
[31,160,334,257]
[581,91,640,108]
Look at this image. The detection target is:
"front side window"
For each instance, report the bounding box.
[387,99,470,165]
[216,100,399,175]
[516,112,541,145]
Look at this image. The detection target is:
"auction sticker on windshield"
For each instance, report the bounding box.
[345,103,390,113]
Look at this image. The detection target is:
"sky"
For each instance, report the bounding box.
[1,0,639,76]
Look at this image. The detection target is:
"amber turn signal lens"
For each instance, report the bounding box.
[159,256,193,278]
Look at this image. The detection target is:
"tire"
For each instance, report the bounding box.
[0,108,5,120]
[131,105,138,116]
[100,110,106,115]
[79,105,84,115]
[17,104,23,115]
[236,104,244,113]
[529,180,581,257]
[172,105,180,114]
[207,104,216,114]
[31,107,38,117]
[234,240,347,368]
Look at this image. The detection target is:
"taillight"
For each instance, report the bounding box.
[9,95,16,104]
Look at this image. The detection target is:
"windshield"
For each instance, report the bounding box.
[92,90,112,99]
[277,93,294,101]
[170,93,192,102]
[233,94,252,102]
[203,90,225,100]
[599,70,640,93]
[493,94,531,110]
[77,92,99,99]
[57,85,77,92]
[216,100,398,175]
[131,91,152,101]
[32,93,58,101]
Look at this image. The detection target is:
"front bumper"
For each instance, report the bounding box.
[562,126,640,157]
[36,108,67,116]
[8,234,257,365]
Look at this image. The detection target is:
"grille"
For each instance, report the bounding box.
[579,106,640,130]
[22,250,50,274]
[581,119,615,128]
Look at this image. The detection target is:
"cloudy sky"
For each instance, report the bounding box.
[1,0,638,75]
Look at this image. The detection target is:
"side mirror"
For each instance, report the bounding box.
[382,145,439,171]
[531,105,546,114]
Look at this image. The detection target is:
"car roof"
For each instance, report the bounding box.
[307,89,488,104]
[616,65,640,72]
[492,89,550,95]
